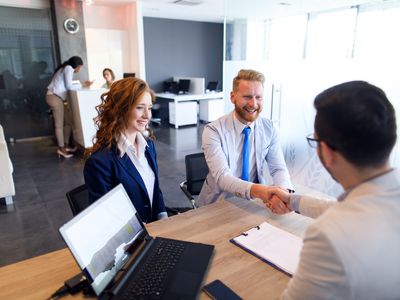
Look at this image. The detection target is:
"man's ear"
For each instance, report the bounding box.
[230,91,235,104]
[319,141,336,167]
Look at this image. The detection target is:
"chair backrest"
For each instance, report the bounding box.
[185,152,209,195]
[66,184,90,216]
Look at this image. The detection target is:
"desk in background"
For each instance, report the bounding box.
[0,197,314,300]
[156,92,224,128]
[69,88,106,148]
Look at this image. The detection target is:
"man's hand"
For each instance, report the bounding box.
[250,184,292,214]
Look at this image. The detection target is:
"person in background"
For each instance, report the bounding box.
[197,69,293,207]
[84,77,167,223]
[46,56,92,158]
[102,68,115,89]
[265,81,400,299]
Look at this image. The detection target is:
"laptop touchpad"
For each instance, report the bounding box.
[170,271,200,295]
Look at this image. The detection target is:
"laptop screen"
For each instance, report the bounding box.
[59,184,145,296]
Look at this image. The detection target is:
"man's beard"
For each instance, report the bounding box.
[235,105,261,123]
[318,146,338,182]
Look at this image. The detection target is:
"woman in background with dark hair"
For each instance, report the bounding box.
[46,56,93,158]
[102,68,115,89]
[84,77,167,223]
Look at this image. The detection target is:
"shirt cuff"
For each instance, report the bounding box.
[158,212,168,220]
[245,182,253,200]
[290,194,301,213]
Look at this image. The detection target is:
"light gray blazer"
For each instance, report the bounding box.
[282,169,400,300]
[197,112,292,206]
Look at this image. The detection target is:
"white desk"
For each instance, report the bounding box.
[69,88,106,148]
[156,92,224,128]
[0,125,14,205]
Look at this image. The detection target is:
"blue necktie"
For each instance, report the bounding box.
[241,127,251,181]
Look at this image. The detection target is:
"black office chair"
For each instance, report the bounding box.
[66,183,185,218]
[66,184,90,216]
[180,152,209,209]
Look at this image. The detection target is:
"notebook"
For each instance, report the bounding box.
[59,184,214,299]
[230,222,303,276]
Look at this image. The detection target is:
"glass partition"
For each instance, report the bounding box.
[0,6,56,140]
[223,0,400,197]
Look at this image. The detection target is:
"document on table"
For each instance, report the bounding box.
[230,222,303,276]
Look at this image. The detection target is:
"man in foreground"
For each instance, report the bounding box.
[266,81,400,299]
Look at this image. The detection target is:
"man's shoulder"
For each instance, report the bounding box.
[205,113,233,131]
[255,116,274,127]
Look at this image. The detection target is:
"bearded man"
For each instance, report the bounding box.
[197,69,293,206]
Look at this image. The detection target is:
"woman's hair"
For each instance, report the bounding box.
[54,56,84,74]
[86,77,155,156]
[103,68,115,81]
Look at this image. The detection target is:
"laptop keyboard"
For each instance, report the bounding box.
[121,239,186,300]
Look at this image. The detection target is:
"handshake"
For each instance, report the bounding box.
[252,185,294,215]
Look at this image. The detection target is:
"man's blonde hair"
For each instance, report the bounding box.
[232,69,265,92]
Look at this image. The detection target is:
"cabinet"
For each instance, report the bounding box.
[169,101,198,127]
[199,98,224,122]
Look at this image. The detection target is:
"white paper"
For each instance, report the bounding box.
[233,222,303,275]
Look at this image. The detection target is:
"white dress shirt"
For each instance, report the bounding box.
[198,112,292,206]
[117,132,155,207]
[282,169,400,300]
[232,115,257,183]
[47,65,81,100]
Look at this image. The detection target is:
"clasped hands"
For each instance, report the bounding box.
[251,184,292,214]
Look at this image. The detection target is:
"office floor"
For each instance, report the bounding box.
[0,123,204,267]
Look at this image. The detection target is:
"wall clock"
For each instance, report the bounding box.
[63,18,80,34]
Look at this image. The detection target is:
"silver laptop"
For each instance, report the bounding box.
[59,184,214,299]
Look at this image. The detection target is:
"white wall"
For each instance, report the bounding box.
[85,28,129,87]
[82,3,144,84]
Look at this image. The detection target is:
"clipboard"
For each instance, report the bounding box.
[230,222,303,276]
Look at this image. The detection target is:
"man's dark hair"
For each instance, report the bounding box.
[314,80,397,167]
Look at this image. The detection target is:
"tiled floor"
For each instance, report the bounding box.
[0,123,204,267]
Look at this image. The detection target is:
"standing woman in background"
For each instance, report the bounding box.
[84,77,167,223]
[46,56,92,158]
[102,68,115,89]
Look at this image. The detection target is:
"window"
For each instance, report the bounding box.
[305,8,357,59]
[266,14,308,60]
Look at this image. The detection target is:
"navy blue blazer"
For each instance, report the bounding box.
[83,140,166,223]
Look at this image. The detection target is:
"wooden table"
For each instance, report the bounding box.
[0,197,313,300]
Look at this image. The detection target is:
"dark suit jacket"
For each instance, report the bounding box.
[84,140,166,223]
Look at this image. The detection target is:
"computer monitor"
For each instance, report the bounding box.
[178,79,191,94]
[123,73,135,78]
[206,81,219,91]
[163,81,179,94]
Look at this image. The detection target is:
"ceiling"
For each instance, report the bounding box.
[91,0,396,23]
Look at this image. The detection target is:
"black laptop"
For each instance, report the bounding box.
[59,184,214,300]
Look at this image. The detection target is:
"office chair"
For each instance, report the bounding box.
[150,103,161,125]
[66,184,185,218]
[180,152,209,209]
[66,184,90,216]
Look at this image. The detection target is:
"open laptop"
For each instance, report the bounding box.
[59,184,214,300]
